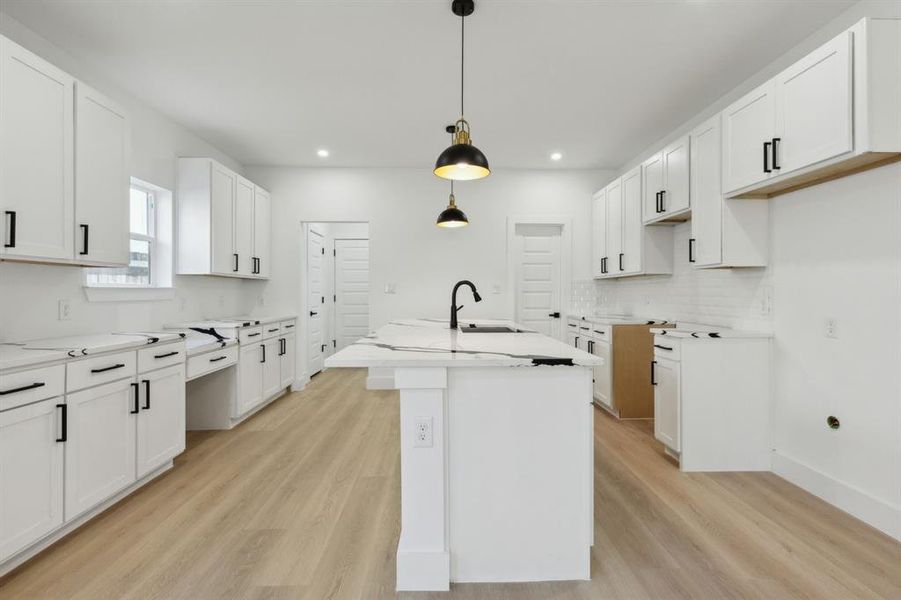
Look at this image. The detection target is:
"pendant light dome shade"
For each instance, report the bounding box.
[437,189,469,228]
[434,120,490,181]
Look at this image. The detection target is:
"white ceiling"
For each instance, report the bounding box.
[1,0,856,170]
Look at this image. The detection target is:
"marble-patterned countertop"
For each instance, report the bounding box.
[166,314,296,330]
[325,319,602,368]
[184,336,238,356]
[566,313,671,326]
[0,332,184,372]
[650,326,773,339]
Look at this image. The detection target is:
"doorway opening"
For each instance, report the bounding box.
[303,222,370,379]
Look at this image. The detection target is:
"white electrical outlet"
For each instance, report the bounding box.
[414,417,433,448]
[58,299,71,321]
[825,318,838,339]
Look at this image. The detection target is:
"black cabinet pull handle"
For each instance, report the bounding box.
[154,351,179,359]
[261,344,266,363]
[79,224,89,255]
[601,257,607,274]
[91,363,125,374]
[593,330,605,335]
[285,324,294,328]
[130,382,139,414]
[268,328,279,333]
[654,344,673,351]
[651,361,657,386]
[56,403,67,442]
[772,137,781,170]
[689,238,696,263]
[4,211,15,248]
[568,323,576,328]
[619,253,624,271]
[763,141,772,173]
[209,355,228,362]
[574,336,579,348]
[580,326,589,331]
[233,253,239,272]
[246,332,261,337]
[655,191,661,213]
[0,381,45,396]
[142,379,151,410]
[660,190,666,212]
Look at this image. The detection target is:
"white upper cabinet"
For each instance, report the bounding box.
[620,166,643,275]
[177,158,271,279]
[75,83,129,266]
[591,188,606,278]
[234,176,255,277]
[0,36,74,262]
[643,135,690,223]
[253,186,271,278]
[604,178,623,276]
[724,18,901,198]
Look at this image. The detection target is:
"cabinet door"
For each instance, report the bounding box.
[605,178,623,275]
[253,186,271,278]
[234,176,255,277]
[74,82,129,266]
[65,378,137,521]
[136,364,185,478]
[591,340,613,411]
[280,333,296,389]
[774,31,852,174]
[641,152,663,222]
[591,189,606,278]
[237,344,263,416]
[722,80,775,193]
[662,135,690,215]
[261,338,281,400]
[620,166,642,275]
[0,399,64,561]
[653,358,680,452]
[0,36,74,260]
[690,115,723,267]
[210,162,236,275]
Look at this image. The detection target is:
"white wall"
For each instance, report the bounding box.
[0,14,261,342]
[246,166,611,381]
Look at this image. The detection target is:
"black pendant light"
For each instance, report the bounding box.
[434,0,490,181]
[437,180,469,228]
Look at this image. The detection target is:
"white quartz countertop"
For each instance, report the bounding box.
[0,344,70,371]
[650,326,772,339]
[325,319,602,368]
[165,314,296,329]
[567,313,671,326]
[185,336,238,356]
[0,332,184,371]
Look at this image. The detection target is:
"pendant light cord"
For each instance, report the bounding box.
[460,9,465,117]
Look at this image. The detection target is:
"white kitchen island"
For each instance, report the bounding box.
[325,319,601,591]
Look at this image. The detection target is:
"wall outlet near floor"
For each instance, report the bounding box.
[414,417,433,448]
[825,318,838,339]
[58,298,71,321]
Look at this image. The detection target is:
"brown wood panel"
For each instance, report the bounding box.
[612,323,674,419]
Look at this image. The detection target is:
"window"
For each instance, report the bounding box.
[85,178,173,297]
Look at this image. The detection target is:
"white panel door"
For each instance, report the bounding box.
[65,378,137,521]
[620,166,642,275]
[234,176,255,276]
[591,189,606,277]
[605,178,623,275]
[662,135,690,215]
[136,364,185,478]
[237,343,263,416]
[280,333,296,389]
[722,80,776,193]
[0,399,64,561]
[514,224,562,338]
[641,152,663,222]
[307,228,324,376]
[75,82,129,266]
[774,31,852,174]
[0,36,74,260]
[253,186,271,278]
[690,115,724,267]
[210,162,236,275]
[653,358,680,453]
[334,239,370,351]
[261,337,281,400]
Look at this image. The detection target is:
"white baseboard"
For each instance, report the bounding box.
[396,549,450,591]
[772,451,901,541]
[366,375,395,390]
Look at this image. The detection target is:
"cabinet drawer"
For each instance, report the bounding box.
[0,364,65,411]
[138,342,186,374]
[67,350,136,392]
[653,336,681,360]
[262,323,281,340]
[566,318,580,332]
[279,320,296,332]
[589,325,611,340]
[238,326,263,345]
[187,346,238,380]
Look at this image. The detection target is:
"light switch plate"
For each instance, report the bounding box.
[58,299,71,321]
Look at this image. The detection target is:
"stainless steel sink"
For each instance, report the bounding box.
[459,324,524,333]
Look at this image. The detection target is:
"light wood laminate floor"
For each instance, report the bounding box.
[2,367,899,599]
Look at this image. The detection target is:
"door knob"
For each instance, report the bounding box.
[548,312,560,318]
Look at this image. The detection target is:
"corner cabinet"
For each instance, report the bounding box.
[177,158,271,279]
[593,168,673,280]
[0,35,129,267]
[723,18,901,199]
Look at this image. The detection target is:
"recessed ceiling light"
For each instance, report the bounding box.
[550,152,563,161]
[317,149,329,158]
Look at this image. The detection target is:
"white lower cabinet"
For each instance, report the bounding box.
[588,338,612,411]
[279,333,296,389]
[652,357,680,453]
[0,399,64,561]
[237,342,263,416]
[261,338,281,400]
[64,378,137,521]
[136,364,186,478]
